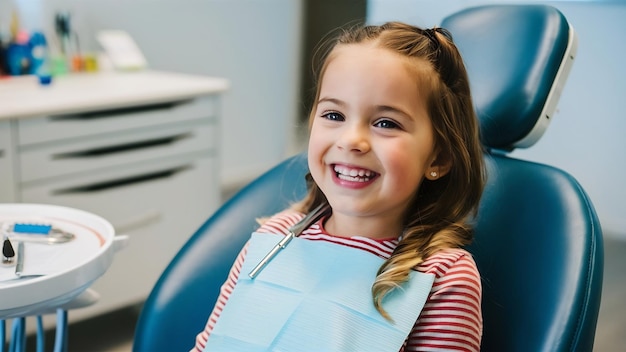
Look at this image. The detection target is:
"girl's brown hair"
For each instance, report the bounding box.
[294,22,485,320]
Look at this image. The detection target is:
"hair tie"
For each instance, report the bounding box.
[422,28,441,49]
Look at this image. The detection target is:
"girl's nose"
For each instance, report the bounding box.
[337,124,370,153]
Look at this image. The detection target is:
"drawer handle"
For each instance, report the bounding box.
[52,133,193,159]
[50,99,193,121]
[52,165,192,194]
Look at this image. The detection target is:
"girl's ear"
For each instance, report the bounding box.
[424,153,452,180]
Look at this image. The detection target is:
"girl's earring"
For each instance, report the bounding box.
[429,171,438,178]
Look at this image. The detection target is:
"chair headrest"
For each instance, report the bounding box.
[441,5,577,151]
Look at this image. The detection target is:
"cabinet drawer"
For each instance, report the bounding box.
[20,155,218,316]
[19,120,216,183]
[16,96,217,146]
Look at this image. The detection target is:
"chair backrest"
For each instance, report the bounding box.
[133,4,603,352]
[442,4,577,151]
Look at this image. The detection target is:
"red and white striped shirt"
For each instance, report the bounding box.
[193,210,482,352]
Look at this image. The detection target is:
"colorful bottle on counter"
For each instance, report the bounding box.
[29,31,53,85]
[6,30,31,75]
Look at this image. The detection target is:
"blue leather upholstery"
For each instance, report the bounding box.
[133,4,603,352]
[473,154,602,351]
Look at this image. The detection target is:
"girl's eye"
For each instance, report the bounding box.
[321,112,344,121]
[374,119,400,129]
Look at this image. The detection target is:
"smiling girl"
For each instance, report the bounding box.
[193,22,485,352]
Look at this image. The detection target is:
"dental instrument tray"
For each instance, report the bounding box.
[0,203,123,319]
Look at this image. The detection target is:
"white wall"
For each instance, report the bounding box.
[1,0,305,188]
[368,0,626,239]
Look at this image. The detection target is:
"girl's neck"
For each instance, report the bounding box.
[323,212,403,240]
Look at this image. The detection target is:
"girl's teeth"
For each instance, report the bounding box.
[333,165,374,181]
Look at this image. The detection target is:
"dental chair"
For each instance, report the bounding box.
[133,4,604,352]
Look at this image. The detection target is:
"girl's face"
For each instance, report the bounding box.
[308,43,444,236]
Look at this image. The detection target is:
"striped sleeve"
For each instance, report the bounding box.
[190,211,303,352]
[404,249,483,352]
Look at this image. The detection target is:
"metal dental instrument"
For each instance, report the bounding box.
[249,203,330,279]
[15,242,24,276]
[8,228,75,244]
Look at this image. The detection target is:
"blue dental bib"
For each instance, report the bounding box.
[205,232,434,352]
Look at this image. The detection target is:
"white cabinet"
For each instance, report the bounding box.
[0,71,228,323]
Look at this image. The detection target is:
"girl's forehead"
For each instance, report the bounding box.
[330,42,388,60]
[325,45,393,76]
[321,44,434,95]
[327,43,433,76]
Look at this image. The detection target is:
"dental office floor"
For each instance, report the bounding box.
[27,231,626,351]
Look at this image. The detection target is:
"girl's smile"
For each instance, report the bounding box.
[331,163,379,188]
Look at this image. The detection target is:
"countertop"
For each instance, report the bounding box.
[0,71,230,120]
